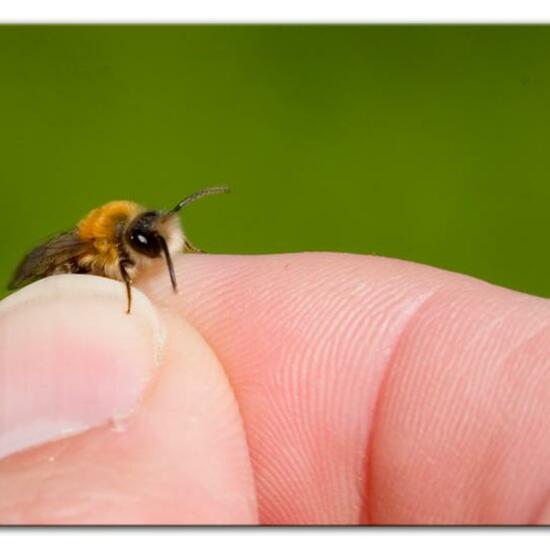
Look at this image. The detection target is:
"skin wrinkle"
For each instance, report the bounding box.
[361,285,443,524]
[479,322,550,524]
[369,277,550,524]
[345,273,443,519]
[140,253,461,523]
[385,310,469,522]
[284,271,429,522]
[472,308,550,521]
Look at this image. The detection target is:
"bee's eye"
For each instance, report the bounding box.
[128,228,162,257]
[126,212,164,258]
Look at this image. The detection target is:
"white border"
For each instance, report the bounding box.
[2,0,550,23]
[0,531,547,549]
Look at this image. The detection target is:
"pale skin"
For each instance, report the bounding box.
[0,252,550,524]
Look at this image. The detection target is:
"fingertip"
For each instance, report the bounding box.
[0,288,257,524]
[0,274,164,460]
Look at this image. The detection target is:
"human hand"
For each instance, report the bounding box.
[1,253,549,524]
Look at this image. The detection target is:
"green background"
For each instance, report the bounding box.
[1,26,549,298]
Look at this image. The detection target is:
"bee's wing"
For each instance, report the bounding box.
[8,230,91,290]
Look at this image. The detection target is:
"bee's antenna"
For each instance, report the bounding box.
[171,185,230,214]
[158,236,178,293]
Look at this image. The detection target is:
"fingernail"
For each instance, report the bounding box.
[0,274,164,460]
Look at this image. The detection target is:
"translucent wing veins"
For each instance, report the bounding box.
[8,231,91,290]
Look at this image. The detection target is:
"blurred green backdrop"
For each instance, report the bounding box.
[1,25,549,298]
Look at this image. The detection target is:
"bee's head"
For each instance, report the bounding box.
[125,185,229,293]
[126,211,182,292]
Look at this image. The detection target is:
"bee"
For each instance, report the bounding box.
[8,186,229,313]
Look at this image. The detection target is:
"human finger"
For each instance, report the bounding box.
[140,252,550,524]
[0,275,256,524]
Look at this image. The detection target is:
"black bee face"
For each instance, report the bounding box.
[125,210,178,293]
[126,211,163,258]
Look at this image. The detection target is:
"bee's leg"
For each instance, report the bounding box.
[119,261,134,314]
[183,238,204,254]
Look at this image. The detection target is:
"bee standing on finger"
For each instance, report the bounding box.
[8,186,229,313]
